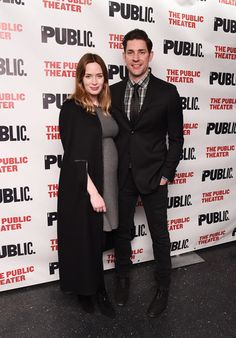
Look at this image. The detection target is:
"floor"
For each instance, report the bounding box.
[1,242,235,338]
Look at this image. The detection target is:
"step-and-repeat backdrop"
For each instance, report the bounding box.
[1,0,235,291]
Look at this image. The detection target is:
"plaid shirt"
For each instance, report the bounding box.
[124,70,150,120]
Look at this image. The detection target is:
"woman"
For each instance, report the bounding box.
[57,53,118,318]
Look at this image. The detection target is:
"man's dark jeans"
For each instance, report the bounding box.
[115,170,171,288]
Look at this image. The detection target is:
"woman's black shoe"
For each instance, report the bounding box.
[77,295,95,314]
[96,290,116,318]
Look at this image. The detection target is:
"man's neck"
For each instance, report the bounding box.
[129,69,150,84]
[129,70,150,84]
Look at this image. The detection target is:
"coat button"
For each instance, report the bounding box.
[131,130,134,134]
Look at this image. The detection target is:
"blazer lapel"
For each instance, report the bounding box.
[135,75,157,125]
[119,79,130,124]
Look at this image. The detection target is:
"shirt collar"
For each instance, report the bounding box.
[128,69,151,88]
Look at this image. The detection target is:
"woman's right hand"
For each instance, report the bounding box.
[90,193,107,213]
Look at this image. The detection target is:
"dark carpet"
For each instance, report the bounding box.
[1,241,235,338]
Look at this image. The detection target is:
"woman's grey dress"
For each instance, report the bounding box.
[96,108,119,232]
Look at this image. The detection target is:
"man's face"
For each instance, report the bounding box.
[123,39,153,82]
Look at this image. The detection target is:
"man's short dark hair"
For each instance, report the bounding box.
[122,29,153,53]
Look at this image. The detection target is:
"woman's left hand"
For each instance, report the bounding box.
[90,192,107,213]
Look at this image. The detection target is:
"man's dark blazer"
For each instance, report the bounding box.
[110,73,184,194]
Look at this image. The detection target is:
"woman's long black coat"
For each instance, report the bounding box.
[57,99,104,295]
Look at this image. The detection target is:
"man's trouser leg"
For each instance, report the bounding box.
[141,185,171,288]
[115,170,139,277]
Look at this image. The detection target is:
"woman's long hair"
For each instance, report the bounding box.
[70,53,111,115]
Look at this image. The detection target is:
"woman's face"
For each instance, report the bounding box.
[82,62,104,101]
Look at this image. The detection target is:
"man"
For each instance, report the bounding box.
[110,29,184,317]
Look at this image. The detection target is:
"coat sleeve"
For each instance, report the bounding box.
[59,100,72,151]
[161,85,184,181]
[58,100,89,194]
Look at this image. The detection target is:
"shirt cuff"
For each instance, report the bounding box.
[161,176,169,182]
